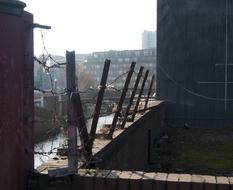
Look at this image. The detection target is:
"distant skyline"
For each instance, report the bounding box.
[24,0,157,56]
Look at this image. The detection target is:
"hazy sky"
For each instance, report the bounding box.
[24,0,157,56]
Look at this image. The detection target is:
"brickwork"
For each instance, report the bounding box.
[37,169,232,190]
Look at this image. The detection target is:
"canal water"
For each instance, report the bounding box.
[34,114,114,168]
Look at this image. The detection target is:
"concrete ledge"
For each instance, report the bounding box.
[93,101,165,171]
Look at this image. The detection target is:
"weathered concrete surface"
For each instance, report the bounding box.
[93,101,165,170]
[157,0,233,121]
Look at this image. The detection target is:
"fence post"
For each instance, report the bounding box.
[131,70,149,121]
[121,66,144,129]
[107,62,136,139]
[66,51,92,172]
[90,59,111,150]
[66,51,78,173]
[144,74,155,109]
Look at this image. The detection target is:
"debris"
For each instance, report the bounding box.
[184,123,191,130]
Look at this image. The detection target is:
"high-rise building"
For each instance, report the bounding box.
[142,30,156,49]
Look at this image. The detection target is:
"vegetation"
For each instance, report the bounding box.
[152,124,233,175]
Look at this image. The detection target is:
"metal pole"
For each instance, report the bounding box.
[90,59,111,150]
[121,66,144,129]
[66,51,78,173]
[131,70,149,121]
[107,62,136,139]
[144,74,155,109]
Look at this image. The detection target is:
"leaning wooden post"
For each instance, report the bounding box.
[121,66,144,129]
[144,74,155,109]
[67,51,91,172]
[107,62,136,139]
[90,59,111,150]
[66,51,78,173]
[131,70,149,121]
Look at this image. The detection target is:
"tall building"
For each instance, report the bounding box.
[142,30,156,49]
[157,0,233,121]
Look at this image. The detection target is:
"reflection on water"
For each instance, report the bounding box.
[34,134,64,168]
[34,114,114,168]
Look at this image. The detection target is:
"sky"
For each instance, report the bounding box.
[24,0,157,56]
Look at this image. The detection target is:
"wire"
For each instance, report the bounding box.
[40,29,49,56]
[107,70,129,86]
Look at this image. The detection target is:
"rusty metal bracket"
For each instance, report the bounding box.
[31,23,51,30]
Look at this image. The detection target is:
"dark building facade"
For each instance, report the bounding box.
[157,0,233,120]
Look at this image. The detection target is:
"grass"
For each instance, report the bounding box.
[151,124,233,175]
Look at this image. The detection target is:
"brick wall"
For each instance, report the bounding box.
[36,169,233,190]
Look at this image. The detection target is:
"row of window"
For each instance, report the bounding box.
[92,50,156,59]
[86,63,155,70]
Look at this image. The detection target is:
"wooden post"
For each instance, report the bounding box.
[144,74,155,109]
[90,59,111,150]
[66,51,78,173]
[66,51,91,172]
[107,62,136,139]
[131,70,149,121]
[121,66,144,129]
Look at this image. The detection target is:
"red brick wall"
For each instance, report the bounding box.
[37,170,233,190]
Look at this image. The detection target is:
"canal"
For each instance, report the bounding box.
[34,114,114,168]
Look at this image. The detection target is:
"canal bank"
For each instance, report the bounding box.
[34,114,114,168]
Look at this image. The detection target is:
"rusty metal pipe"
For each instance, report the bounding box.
[0,4,34,189]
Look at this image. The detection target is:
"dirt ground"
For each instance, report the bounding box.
[148,122,233,176]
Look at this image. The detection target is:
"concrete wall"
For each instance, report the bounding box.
[157,0,233,120]
[93,102,165,171]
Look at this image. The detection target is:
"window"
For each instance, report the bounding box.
[135,51,140,56]
[125,58,130,62]
[118,58,123,62]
